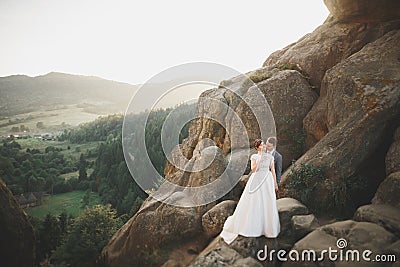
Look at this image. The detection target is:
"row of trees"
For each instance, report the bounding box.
[58,114,123,143]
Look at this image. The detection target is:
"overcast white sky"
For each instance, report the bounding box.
[0,0,329,85]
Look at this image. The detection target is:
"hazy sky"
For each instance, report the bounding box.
[0,0,329,85]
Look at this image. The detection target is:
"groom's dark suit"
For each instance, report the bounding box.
[271,150,282,185]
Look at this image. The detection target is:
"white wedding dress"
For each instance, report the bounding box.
[220,152,280,244]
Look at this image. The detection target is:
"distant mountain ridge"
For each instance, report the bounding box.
[0,72,139,116]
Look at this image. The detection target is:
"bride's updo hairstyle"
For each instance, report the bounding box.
[253,139,262,150]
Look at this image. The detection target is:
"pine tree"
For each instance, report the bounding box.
[78,153,87,181]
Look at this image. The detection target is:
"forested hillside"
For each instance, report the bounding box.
[0,72,137,117]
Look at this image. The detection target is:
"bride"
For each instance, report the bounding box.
[220,138,280,244]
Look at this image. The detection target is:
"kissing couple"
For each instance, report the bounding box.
[220,137,282,244]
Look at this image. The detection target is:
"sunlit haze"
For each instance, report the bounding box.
[0,0,329,84]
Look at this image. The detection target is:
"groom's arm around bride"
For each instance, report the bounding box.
[267,137,282,185]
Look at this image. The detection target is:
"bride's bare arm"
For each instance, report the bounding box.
[251,157,258,172]
[270,159,278,190]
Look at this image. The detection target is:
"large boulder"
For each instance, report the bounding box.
[102,196,207,266]
[202,200,237,238]
[354,204,400,238]
[372,171,400,208]
[0,179,35,267]
[281,29,400,213]
[284,229,337,267]
[277,198,309,235]
[291,214,320,240]
[226,235,266,260]
[386,240,400,264]
[287,220,397,267]
[263,17,400,90]
[323,0,400,22]
[188,245,262,267]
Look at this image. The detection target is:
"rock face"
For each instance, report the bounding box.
[261,10,400,214]
[324,0,400,22]
[165,68,318,173]
[0,179,35,267]
[281,29,400,213]
[262,17,400,90]
[288,131,400,266]
[385,129,400,176]
[303,29,400,145]
[255,70,318,168]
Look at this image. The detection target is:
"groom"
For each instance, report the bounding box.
[266,137,282,185]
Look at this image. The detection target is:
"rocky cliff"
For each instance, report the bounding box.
[102,1,400,266]
[0,179,35,267]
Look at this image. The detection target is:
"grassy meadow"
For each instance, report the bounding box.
[26,190,102,219]
[0,104,104,137]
